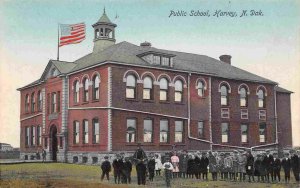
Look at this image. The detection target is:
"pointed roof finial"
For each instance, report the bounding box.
[104,6,106,14]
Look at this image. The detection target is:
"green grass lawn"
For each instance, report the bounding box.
[0,163,299,188]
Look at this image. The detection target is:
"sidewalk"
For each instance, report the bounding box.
[0,159,52,164]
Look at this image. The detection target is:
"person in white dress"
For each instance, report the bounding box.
[155,153,162,176]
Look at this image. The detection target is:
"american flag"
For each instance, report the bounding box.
[59,23,86,47]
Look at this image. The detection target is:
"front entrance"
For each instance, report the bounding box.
[50,125,58,161]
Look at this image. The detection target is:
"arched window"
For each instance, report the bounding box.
[25,94,29,113]
[239,87,248,107]
[38,91,42,111]
[175,80,183,102]
[197,81,205,97]
[92,118,99,144]
[126,75,136,99]
[257,89,265,108]
[220,85,229,106]
[92,75,100,100]
[31,93,35,112]
[143,76,153,100]
[83,78,89,102]
[159,78,168,101]
[74,80,79,103]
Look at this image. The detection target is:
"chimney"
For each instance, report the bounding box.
[219,55,232,65]
[140,41,151,47]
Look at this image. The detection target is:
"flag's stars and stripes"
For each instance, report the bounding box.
[59,23,86,47]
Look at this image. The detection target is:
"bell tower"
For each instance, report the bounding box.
[92,8,117,53]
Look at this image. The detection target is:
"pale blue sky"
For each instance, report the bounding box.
[0,0,299,147]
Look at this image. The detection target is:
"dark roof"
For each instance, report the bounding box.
[70,41,277,84]
[52,60,77,74]
[275,86,293,93]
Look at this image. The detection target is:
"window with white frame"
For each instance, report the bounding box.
[159,78,168,101]
[31,126,36,145]
[73,121,79,144]
[175,80,183,102]
[31,93,35,112]
[93,75,100,100]
[37,126,41,145]
[259,123,266,142]
[25,127,30,146]
[126,119,136,143]
[259,110,266,120]
[175,121,183,143]
[197,81,205,97]
[38,91,42,111]
[239,87,248,107]
[51,93,57,113]
[153,55,160,64]
[143,76,153,100]
[126,75,136,99]
[221,122,229,143]
[160,119,169,143]
[198,121,204,138]
[221,108,230,118]
[220,85,229,106]
[83,120,89,144]
[92,118,99,144]
[161,57,170,66]
[74,80,80,103]
[241,124,248,143]
[83,78,89,102]
[241,109,248,119]
[257,89,265,108]
[143,119,153,143]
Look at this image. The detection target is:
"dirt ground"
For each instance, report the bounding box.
[0,163,299,188]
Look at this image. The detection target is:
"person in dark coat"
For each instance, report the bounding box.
[271,153,281,182]
[122,157,132,184]
[208,151,218,181]
[264,149,274,182]
[224,153,233,181]
[187,154,195,178]
[200,152,209,180]
[218,153,226,180]
[261,153,268,182]
[194,152,201,179]
[133,143,147,185]
[147,154,156,182]
[42,149,46,162]
[101,156,111,181]
[179,150,188,178]
[246,150,254,182]
[290,149,299,182]
[254,154,267,182]
[281,152,291,183]
[112,154,123,184]
[232,150,239,181]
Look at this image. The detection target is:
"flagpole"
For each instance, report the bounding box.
[57,23,60,61]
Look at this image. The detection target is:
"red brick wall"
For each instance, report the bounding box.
[276,92,293,148]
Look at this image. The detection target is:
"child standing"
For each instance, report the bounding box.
[155,154,162,176]
[101,156,111,181]
[162,156,174,188]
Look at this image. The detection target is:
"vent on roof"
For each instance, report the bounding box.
[140,41,151,47]
[219,55,232,65]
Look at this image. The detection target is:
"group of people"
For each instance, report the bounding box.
[100,145,300,187]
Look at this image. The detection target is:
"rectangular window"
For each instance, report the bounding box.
[51,93,57,113]
[31,96,35,112]
[38,92,42,111]
[160,90,167,101]
[153,55,161,64]
[144,119,153,143]
[198,121,204,138]
[160,120,169,143]
[25,127,30,146]
[259,110,266,120]
[47,93,50,114]
[73,121,79,144]
[59,137,63,148]
[57,91,60,112]
[241,124,248,143]
[31,126,36,145]
[37,126,42,145]
[126,88,135,99]
[221,108,230,118]
[83,120,89,144]
[161,57,170,66]
[175,121,183,143]
[259,123,266,143]
[221,96,228,106]
[241,109,248,119]
[44,137,48,148]
[258,99,264,108]
[143,89,151,100]
[175,92,182,102]
[126,119,136,143]
[221,122,229,143]
[92,119,99,144]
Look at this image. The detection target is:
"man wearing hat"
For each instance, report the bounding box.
[200,152,209,180]
[281,152,291,183]
[224,152,233,181]
[290,149,299,182]
[179,150,188,178]
[122,157,132,184]
[232,150,239,181]
[133,142,147,185]
[101,155,111,181]
[208,151,218,181]
[264,149,274,182]
[113,153,123,184]
[271,152,281,182]
[237,150,247,181]
[218,153,226,180]
[246,150,254,182]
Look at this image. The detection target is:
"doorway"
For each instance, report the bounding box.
[50,125,58,161]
